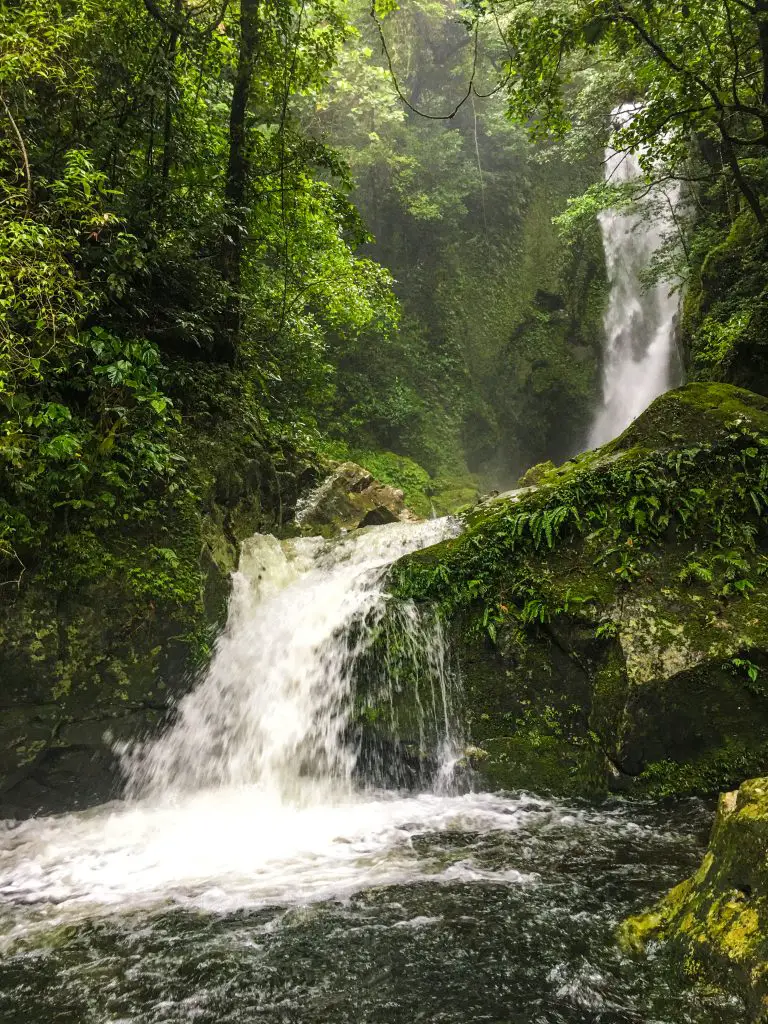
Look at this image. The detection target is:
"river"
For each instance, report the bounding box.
[0,520,745,1023]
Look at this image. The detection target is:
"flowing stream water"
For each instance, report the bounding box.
[589,105,684,447]
[0,519,745,1023]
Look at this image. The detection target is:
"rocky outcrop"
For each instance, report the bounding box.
[390,383,768,798]
[296,461,418,533]
[683,211,768,397]
[621,777,768,1020]
[0,454,420,818]
[0,446,317,819]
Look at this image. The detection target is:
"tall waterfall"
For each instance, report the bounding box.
[589,105,683,447]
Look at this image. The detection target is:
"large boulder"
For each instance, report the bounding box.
[621,777,768,1020]
[296,461,418,533]
[390,383,768,798]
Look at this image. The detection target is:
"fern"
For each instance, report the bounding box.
[678,560,714,584]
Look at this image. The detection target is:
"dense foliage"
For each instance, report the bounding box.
[0,0,398,582]
[319,0,607,491]
[485,0,768,393]
[0,0,618,597]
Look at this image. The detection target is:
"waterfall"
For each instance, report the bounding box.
[589,104,683,447]
[124,518,463,803]
[0,518,483,928]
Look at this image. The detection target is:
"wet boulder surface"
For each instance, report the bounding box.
[390,382,768,800]
[622,777,768,1021]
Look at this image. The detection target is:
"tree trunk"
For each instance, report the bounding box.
[720,126,766,226]
[160,0,182,186]
[757,0,768,109]
[219,0,261,360]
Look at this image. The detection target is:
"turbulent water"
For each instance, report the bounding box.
[589,104,683,447]
[123,518,462,802]
[0,519,746,1023]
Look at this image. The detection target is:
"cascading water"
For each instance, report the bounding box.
[0,517,476,929]
[124,518,463,803]
[589,104,684,447]
[0,517,745,1023]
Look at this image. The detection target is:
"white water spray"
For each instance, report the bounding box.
[124,518,462,803]
[0,517,498,935]
[589,104,683,447]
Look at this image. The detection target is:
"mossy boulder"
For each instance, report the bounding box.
[621,777,768,1020]
[390,382,768,798]
[517,459,557,488]
[0,436,316,818]
[296,461,418,534]
[683,213,768,396]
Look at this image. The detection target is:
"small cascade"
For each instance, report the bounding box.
[354,600,462,793]
[589,104,683,447]
[0,517,481,930]
[124,517,463,804]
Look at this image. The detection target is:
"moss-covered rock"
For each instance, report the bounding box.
[621,777,768,1020]
[295,461,418,534]
[390,382,768,798]
[683,213,768,397]
[0,427,317,818]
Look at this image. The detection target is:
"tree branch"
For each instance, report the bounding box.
[369,2,481,120]
[0,94,32,200]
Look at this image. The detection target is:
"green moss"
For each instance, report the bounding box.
[473,731,585,795]
[518,460,557,487]
[0,398,319,814]
[682,214,768,396]
[639,740,768,799]
[612,381,768,450]
[351,451,433,517]
[388,383,768,799]
[623,779,768,1018]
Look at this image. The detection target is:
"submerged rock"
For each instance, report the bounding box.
[390,382,768,799]
[621,776,768,1020]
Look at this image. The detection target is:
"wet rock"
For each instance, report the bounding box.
[621,776,768,1021]
[390,382,768,799]
[296,462,418,534]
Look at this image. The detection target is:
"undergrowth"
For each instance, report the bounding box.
[392,417,768,640]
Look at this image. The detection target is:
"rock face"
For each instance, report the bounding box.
[296,462,417,533]
[683,211,768,397]
[390,383,768,798]
[621,777,768,1020]
[0,451,317,819]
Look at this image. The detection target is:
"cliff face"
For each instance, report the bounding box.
[388,383,768,799]
[683,213,768,399]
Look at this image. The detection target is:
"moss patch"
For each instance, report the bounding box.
[389,383,768,798]
[622,778,768,1020]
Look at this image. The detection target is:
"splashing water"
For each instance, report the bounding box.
[589,104,683,447]
[124,517,463,803]
[0,519,745,1023]
[0,517,470,933]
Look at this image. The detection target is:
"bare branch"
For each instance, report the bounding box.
[0,94,32,201]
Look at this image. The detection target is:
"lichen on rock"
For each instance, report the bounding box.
[389,382,768,799]
[621,776,768,1021]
